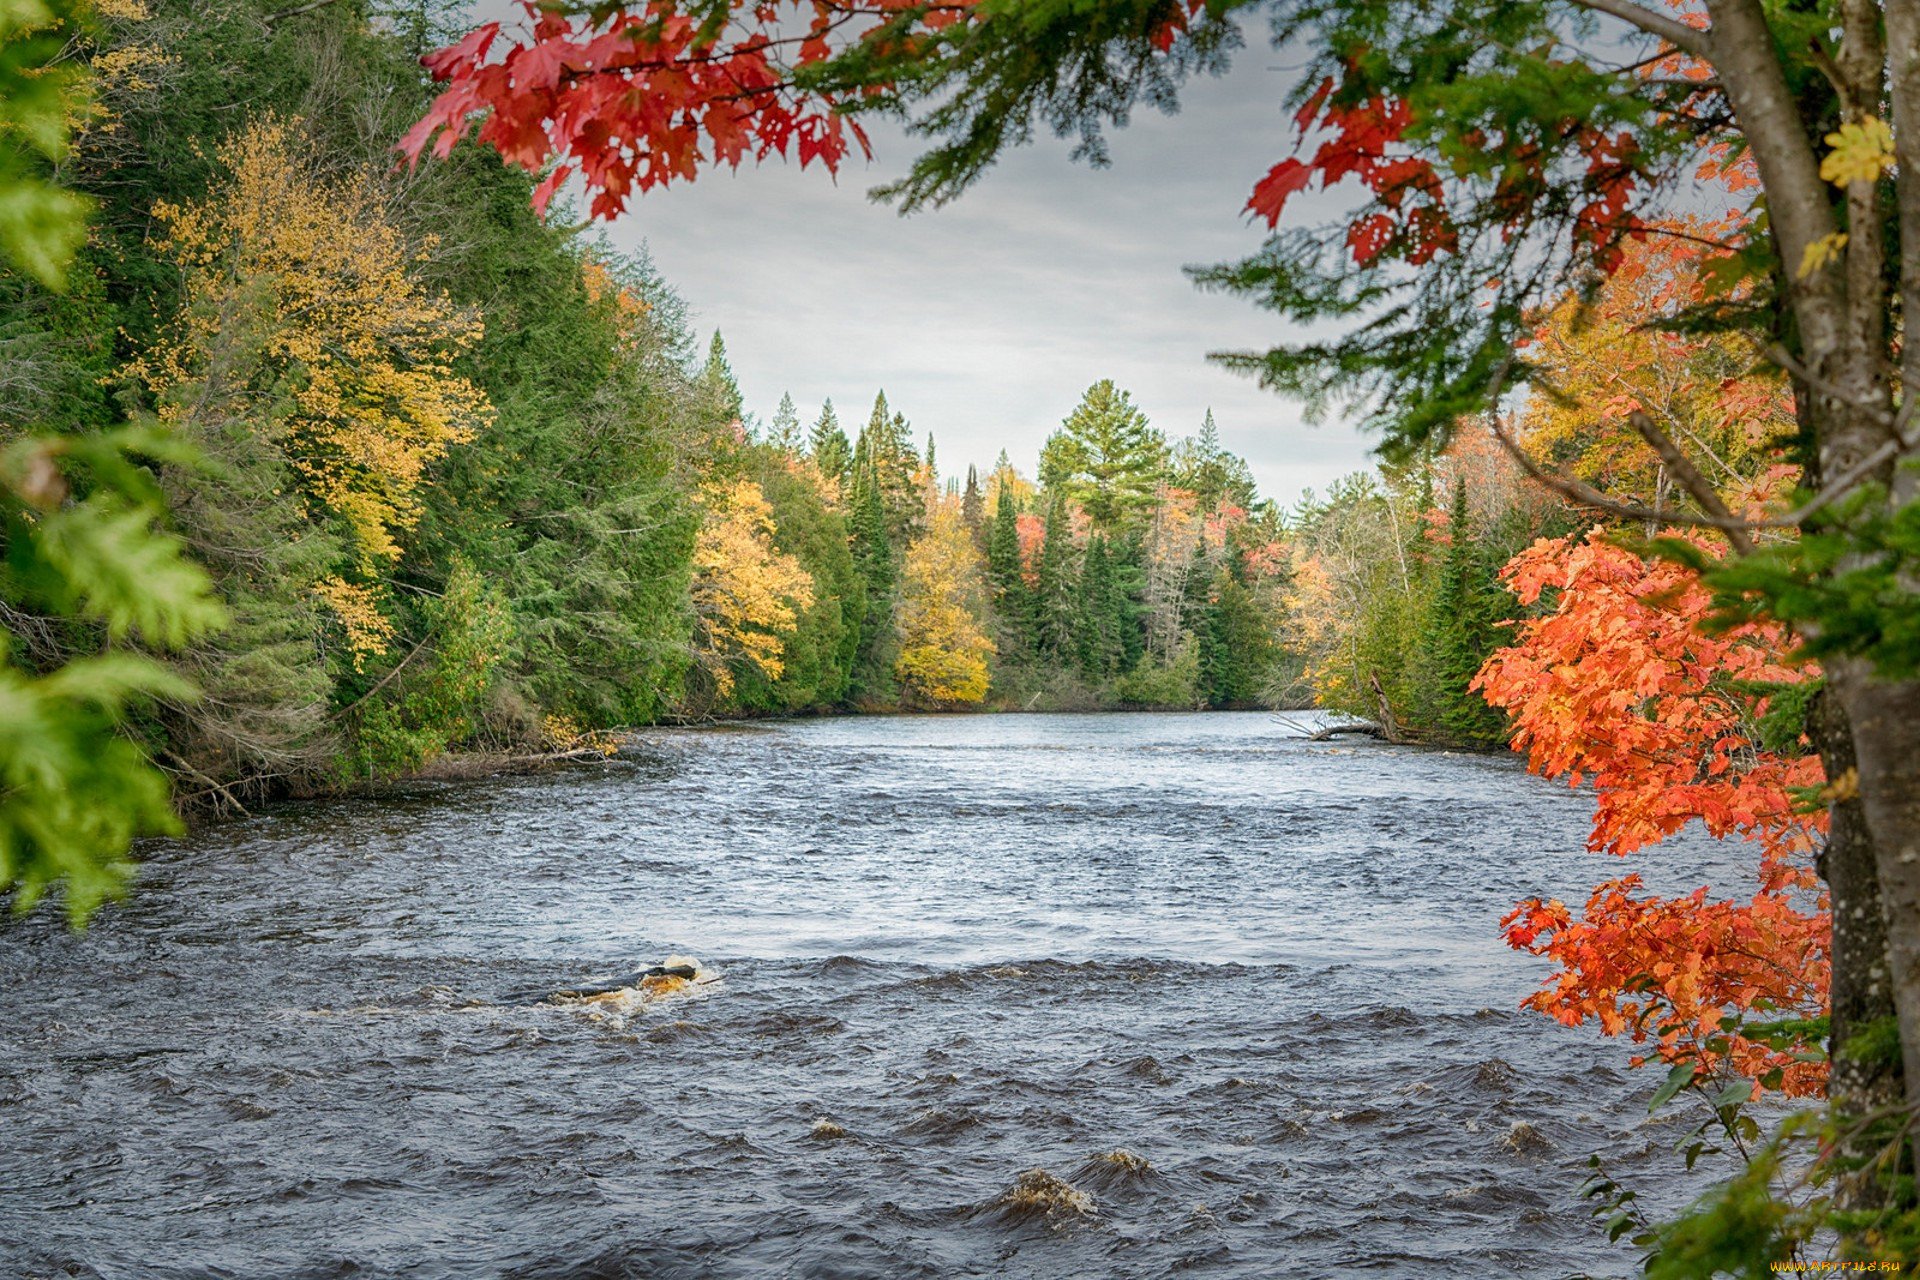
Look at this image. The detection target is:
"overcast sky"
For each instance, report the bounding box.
[536,28,1379,504]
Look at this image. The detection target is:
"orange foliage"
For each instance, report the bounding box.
[1521,223,1796,513]
[1475,531,1828,1096]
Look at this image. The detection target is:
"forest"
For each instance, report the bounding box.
[6,0,1920,1271]
[0,0,1576,853]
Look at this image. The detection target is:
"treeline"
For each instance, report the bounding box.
[733,383,1300,716]
[0,0,1316,820]
[4,0,1618,833]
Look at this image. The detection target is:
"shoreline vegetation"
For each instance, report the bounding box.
[2,3,1549,846]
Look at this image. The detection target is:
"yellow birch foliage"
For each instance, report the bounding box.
[691,478,814,695]
[1522,226,1792,510]
[310,576,394,672]
[137,117,489,572]
[895,498,995,704]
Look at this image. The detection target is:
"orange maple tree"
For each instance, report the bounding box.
[1475,531,1829,1095]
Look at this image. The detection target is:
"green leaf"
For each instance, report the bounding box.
[1648,1061,1696,1112]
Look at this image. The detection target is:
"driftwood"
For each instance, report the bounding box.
[1303,720,1392,742]
[1367,670,1407,744]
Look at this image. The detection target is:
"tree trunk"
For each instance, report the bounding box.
[1834,670,1920,1119]
[1815,688,1904,1222]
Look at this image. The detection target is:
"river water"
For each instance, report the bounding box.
[0,712,1755,1278]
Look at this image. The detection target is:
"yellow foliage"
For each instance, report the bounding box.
[541,713,620,756]
[1521,228,1793,511]
[1796,231,1848,279]
[691,478,815,696]
[137,117,489,571]
[1819,117,1895,187]
[312,576,393,672]
[895,499,994,704]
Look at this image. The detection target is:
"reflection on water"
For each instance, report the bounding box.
[0,712,1747,1277]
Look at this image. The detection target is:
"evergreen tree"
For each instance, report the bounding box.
[701,330,744,424]
[1041,380,1168,532]
[1198,547,1275,709]
[1422,484,1510,745]
[1076,535,1117,678]
[1074,533,1148,680]
[809,398,851,483]
[1031,494,1078,657]
[846,441,897,699]
[1172,409,1258,512]
[961,465,985,545]
[860,390,921,540]
[769,391,802,451]
[986,477,1027,640]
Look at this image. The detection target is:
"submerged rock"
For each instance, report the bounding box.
[1503,1120,1552,1155]
[810,1119,848,1140]
[986,1168,1096,1227]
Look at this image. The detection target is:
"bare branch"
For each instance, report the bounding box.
[1629,409,1755,553]
[265,0,346,26]
[1567,0,1712,58]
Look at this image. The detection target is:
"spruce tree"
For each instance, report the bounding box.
[961,464,985,545]
[701,330,744,423]
[1076,534,1116,678]
[847,441,897,698]
[1425,484,1509,745]
[1198,546,1274,708]
[1031,494,1077,657]
[1172,409,1258,513]
[769,391,802,451]
[986,478,1026,641]
[809,399,851,483]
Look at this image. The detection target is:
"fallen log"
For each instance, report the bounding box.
[1305,720,1390,742]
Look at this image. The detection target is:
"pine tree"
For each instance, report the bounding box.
[1041,380,1168,532]
[961,465,985,545]
[769,391,802,451]
[809,398,851,484]
[701,331,744,424]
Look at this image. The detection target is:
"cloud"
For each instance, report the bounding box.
[466,3,1381,504]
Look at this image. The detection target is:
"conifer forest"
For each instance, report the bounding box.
[5,0,1920,1274]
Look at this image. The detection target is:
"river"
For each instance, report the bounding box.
[0,711,1754,1278]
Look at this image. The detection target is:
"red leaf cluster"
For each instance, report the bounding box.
[1245,74,1455,266]
[1476,532,1828,1095]
[399,1,985,219]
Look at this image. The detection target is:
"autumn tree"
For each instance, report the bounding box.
[1521,226,1796,517]
[135,115,490,787]
[1477,533,1830,1096]
[896,492,995,705]
[689,477,815,700]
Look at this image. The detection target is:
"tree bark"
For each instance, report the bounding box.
[1815,689,1904,1220]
